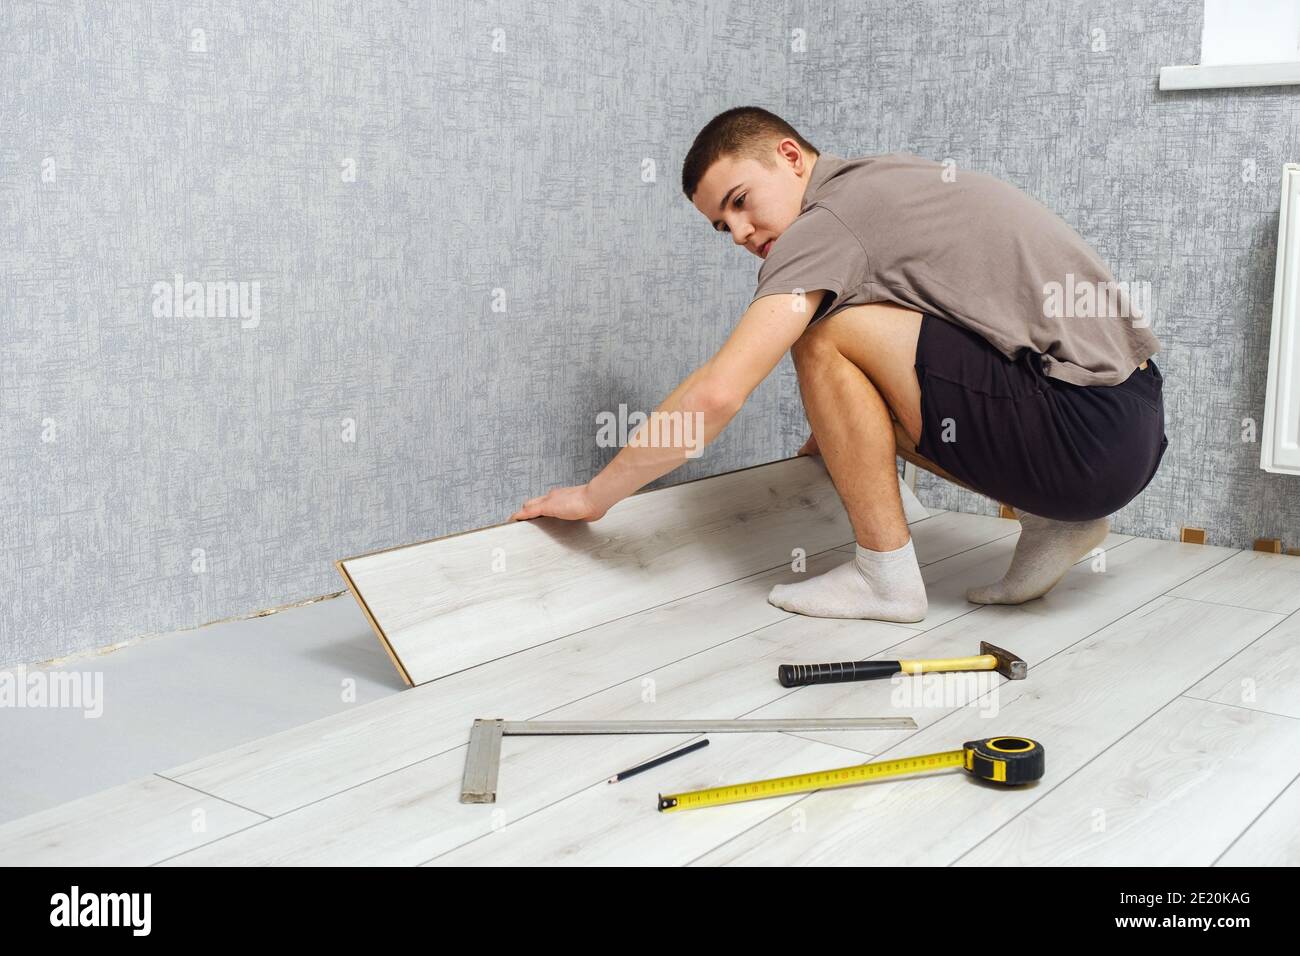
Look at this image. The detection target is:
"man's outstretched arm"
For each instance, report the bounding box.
[509,290,827,522]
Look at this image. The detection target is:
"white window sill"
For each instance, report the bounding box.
[1159,61,1300,90]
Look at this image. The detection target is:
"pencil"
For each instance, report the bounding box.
[607,739,710,783]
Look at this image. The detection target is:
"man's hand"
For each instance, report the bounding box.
[510,484,608,523]
[515,291,829,523]
[797,431,820,456]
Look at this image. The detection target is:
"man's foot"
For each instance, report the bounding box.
[767,537,928,622]
[966,510,1110,605]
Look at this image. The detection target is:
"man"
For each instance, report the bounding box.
[511,106,1168,624]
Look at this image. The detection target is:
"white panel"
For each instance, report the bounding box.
[1261,165,1300,475]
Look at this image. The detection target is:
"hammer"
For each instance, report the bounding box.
[778,641,1026,687]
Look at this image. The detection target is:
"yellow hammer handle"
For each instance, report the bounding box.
[898,654,997,674]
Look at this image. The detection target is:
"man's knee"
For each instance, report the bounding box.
[791,322,838,369]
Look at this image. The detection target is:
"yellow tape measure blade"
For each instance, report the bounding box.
[658,749,967,813]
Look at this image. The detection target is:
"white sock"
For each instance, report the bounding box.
[767,537,928,622]
[966,510,1110,605]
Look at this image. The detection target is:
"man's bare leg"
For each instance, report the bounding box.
[770,301,1109,614]
[766,303,932,622]
[891,324,1111,605]
[791,303,992,532]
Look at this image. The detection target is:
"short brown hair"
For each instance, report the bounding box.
[681,106,819,200]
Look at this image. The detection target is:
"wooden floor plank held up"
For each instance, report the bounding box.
[337,457,927,686]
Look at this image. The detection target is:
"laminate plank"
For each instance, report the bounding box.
[957,696,1300,865]
[1185,610,1300,719]
[0,775,264,866]
[690,595,1281,866]
[897,510,1020,566]
[1167,549,1300,614]
[340,456,859,685]
[1216,772,1300,865]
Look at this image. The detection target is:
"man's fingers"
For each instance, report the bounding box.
[512,495,551,521]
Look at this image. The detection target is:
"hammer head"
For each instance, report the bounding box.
[980,641,1027,680]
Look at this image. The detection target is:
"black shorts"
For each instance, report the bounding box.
[912,312,1168,522]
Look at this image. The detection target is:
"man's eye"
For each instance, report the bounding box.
[717,194,745,233]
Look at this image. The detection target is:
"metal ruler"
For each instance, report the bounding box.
[460,716,917,803]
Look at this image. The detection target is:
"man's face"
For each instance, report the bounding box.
[691,141,814,260]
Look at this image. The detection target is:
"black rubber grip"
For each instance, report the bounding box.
[778,660,902,687]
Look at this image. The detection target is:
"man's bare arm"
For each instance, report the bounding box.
[585,290,827,514]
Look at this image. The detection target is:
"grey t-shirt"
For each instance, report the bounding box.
[750,151,1160,387]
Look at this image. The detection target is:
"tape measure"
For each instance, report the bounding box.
[658,736,1044,812]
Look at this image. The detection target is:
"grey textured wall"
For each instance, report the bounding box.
[784,0,1300,543]
[1,0,803,665]
[4,1,1298,666]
